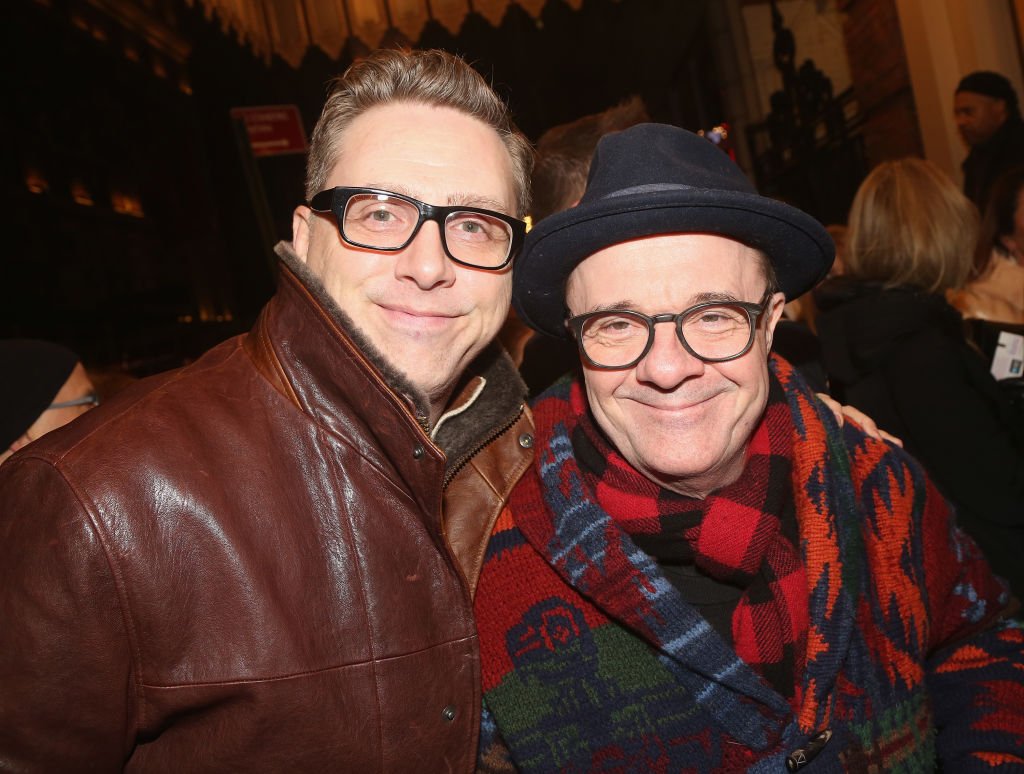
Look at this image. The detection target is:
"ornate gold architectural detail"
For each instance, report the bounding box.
[185,0,599,66]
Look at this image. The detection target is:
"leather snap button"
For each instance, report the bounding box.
[441,705,456,722]
[518,433,534,449]
[412,444,425,459]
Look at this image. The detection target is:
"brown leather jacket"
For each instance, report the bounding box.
[0,245,533,772]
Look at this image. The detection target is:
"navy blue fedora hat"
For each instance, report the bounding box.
[513,123,835,338]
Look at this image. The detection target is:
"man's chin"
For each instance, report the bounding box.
[397,346,472,402]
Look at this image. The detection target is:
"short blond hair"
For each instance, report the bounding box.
[305,48,533,217]
[844,158,978,293]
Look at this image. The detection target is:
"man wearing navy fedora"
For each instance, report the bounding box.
[473,124,1024,771]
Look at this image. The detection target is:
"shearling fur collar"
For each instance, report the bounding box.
[273,242,526,465]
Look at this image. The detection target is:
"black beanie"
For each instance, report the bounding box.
[0,339,80,449]
[957,71,1019,115]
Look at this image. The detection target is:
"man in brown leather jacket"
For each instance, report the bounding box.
[0,49,534,772]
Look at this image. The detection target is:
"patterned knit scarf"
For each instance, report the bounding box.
[476,371,814,772]
[571,379,808,701]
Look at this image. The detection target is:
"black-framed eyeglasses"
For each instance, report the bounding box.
[308,187,526,271]
[567,292,774,370]
[47,392,100,410]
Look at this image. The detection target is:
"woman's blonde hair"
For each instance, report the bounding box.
[845,157,978,293]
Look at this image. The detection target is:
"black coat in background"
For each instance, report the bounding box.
[815,278,1024,596]
[962,115,1024,210]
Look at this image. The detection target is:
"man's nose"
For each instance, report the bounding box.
[633,323,705,388]
[393,220,456,290]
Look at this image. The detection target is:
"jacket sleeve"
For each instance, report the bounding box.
[0,454,135,770]
[918,470,1024,771]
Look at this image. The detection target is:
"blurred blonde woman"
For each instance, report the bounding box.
[949,165,1024,323]
[814,157,1024,595]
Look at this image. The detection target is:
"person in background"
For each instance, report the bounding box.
[475,124,1023,772]
[954,70,1024,209]
[0,339,97,465]
[950,165,1024,323]
[528,96,650,225]
[0,48,534,770]
[815,157,1024,596]
[500,97,649,396]
[782,222,846,333]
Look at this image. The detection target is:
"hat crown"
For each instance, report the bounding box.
[581,123,757,206]
[514,122,834,339]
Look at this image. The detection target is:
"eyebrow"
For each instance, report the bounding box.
[691,291,745,304]
[584,291,746,315]
[366,183,510,214]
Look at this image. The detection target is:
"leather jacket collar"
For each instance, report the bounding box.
[245,242,527,484]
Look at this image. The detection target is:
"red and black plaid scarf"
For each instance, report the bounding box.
[572,377,809,702]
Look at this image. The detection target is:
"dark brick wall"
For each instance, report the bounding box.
[839,0,924,164]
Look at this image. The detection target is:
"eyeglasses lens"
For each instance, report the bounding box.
[579,313,649,368]
[680,305,753,360]
[442,211,514,268]
[342,193,512,268]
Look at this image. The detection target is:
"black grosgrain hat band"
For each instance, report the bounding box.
[513,123,835,339]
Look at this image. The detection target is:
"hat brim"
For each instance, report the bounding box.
[513,188,834,338]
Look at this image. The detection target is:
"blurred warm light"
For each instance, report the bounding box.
[25,168,49,194]
[112,191,145,218]
[124,46,140,62]
[524,214,533,232]
[70,180,94,207]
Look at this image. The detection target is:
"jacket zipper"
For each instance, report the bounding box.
[442,403,525,488]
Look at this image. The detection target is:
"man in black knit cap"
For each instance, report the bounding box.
[954,70,1024,209]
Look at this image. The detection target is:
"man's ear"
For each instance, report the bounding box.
[292,205,312,262]
[764,291,787,351]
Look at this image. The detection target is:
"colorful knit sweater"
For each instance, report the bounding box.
[475,356,1024,772]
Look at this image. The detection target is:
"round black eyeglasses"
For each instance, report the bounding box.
[567,293,774,370]
[308,187,526,271]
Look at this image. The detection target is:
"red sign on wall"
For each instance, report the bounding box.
[231,105,308,157]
